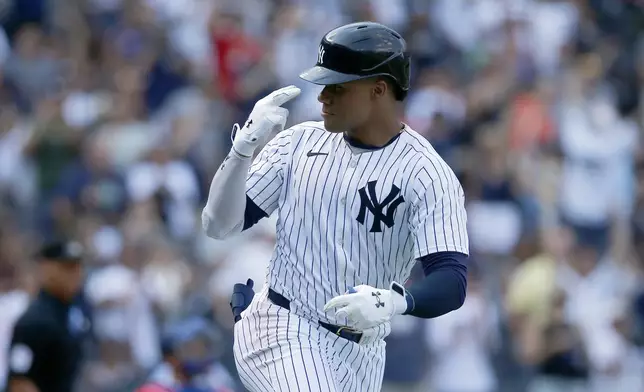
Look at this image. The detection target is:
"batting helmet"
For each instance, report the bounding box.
[299,22,411,93]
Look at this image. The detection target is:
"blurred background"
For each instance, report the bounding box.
[0,0,644,391]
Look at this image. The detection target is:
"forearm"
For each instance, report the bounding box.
[202,85,300,239]
[201,150,251,239]
[324,253,468,328]
[404,252,468,318]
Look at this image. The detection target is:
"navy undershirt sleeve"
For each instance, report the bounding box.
[404,251,468,318]
[242,196,269,231]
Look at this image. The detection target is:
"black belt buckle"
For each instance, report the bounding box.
[319,321,363,344]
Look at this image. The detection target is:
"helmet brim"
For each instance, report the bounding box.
[299,66,367,86]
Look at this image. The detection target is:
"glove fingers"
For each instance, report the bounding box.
[323,294,352,312]
[266,108,288,126]
[335,307,350,321]
[336,307,362,330]
[264,85,301,106]
[235,88,296,157]
[273,106,289,118]
[335,302,360,318]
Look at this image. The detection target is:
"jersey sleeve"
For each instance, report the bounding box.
[409,163,469,258]
[245,129,293,216]
[7,319,52,381]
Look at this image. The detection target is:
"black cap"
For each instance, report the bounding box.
[299,22,411,92]
[38,240,84,262]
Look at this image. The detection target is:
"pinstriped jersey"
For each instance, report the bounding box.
[245,121,469,325]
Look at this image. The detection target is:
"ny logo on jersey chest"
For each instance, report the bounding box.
[356,181,405,233]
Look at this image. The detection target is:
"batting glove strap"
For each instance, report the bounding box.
[389,281,411,316]
[230,124,253,158]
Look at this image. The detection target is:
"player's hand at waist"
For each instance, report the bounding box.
[231,85,301,158]
[323,282,412,330]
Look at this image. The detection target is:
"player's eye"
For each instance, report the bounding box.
[330,85,346,94]
[322,84,346,97]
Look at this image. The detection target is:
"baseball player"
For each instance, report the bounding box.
[202,22,469,392]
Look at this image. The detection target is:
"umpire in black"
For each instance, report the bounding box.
[6,240,88,392]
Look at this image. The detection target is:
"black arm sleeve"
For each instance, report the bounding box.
[7,320,51,381]
[242,195,269,231]
[404,251,468,318]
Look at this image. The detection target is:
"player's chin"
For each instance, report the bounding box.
[322,117,345,133]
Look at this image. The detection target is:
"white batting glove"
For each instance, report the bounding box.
[231,85,301,158]
[323,282,411,330]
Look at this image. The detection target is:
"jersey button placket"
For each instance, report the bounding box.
[338,196,346,245]
[338,157,355,247]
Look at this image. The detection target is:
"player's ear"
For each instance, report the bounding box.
[372,79,387,100]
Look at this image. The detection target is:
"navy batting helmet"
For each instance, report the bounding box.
[299,22,411,94]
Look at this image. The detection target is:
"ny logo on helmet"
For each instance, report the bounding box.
[318,45,326,65]
[356,181,405,233]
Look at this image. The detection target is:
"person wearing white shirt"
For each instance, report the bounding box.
[557,241,643,392]
[126,146,201,240]
[427,267,498,392]
[558,94,638,255]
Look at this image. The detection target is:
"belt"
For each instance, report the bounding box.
[268,288,362,344]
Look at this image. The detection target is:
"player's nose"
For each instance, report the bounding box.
[317,87,332,105]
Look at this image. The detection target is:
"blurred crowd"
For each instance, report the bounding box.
[1,0,644,391]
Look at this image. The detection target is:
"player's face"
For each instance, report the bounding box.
[317,80,377,132]
[41,261,84,301]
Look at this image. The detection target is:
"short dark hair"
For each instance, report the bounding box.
[377,76,407,102]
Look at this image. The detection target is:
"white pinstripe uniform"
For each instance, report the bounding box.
[234,121,468,392]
